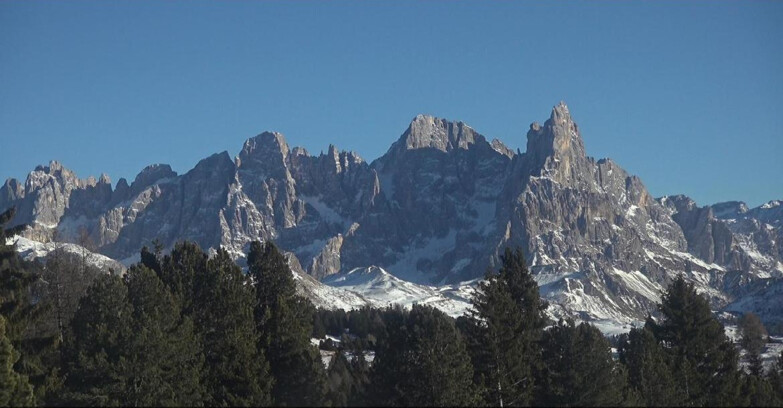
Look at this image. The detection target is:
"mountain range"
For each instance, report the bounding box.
[3,102,781,331]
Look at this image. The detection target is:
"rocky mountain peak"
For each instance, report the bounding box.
[191,151,235,174]
[238,131,290,167]
[549,100,572,124]
[526,102,585,164]
[521,102,591,188]
[0,178,23,210]
[130,164,176,192]
[4,102,781,331]
[399,114,482,153]
[98,173,112,185]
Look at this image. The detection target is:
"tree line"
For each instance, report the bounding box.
[2,206,783,406]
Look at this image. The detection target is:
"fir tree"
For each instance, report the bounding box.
[646,274,741,407]
[0,207,58,403]
[197,248,273,406]
[0,315,34,407]
[247,241,327,406]
[62,273,133,405]
[739,312,768,377]
[739,372,777,407]
[769,351,783,405]
[619,326,681,406]
[369,304,479,407]
[158,241,208,316]
[326,350,354,407]
[347,346,370,407]
[462,247,547,407]
[64,267,205,406]
[537,319,631,407]
[123,264,204,406]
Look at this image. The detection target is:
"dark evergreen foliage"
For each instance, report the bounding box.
[248,241,327,406]
[63,267,205,406]
[197,248,273,406]
[769,351,783,404]
[157,241,208,316]
[537,319,632,407]
[619,326,680,406]
[645,274,741,407]
[369,304,479,407]
[2,228,779,406]
[461,247,547,407]
[61,273,133,405]
[0,315,34,406]
[0,208,59,404]
[326,350,353,407]
[739,312,768,377]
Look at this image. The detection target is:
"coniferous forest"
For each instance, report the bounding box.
[2,207,783,407]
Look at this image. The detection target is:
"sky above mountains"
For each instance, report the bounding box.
[1,1,781,207]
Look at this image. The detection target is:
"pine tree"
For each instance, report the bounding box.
[347,346,370,407]
[158,241,208,315]
[537,319,631,406]
[647,274,741,407]
[619,326,681,406]
[123,264,205,406]
[326,350,354,407]
[739,372,777,407]
[461,247,547,407]
[369,304,479,407]
[148,242,274,405]
[0,207,58,403]
[248,241,327,406]
[769,351,783,405]
[62,273,133,405]
[0,315,34,407]
[196,248,273,406]
[739,312,768,377]
[63,266,205,406]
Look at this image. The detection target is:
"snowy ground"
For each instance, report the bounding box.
[322,266,475,317]
[9,235,125,274]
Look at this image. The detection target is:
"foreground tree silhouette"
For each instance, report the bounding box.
[619,326,681,406]
[646,275,740,406]
[739,312,768,376]
[461,247,548,406]
[0,315,34,406]
[537,319,633,406]
[369,304,479,407]
[198,248,273,406]
[0,208,58,403]
[63,267,204,406]
[248,241,327,406]
[145,243,274,405]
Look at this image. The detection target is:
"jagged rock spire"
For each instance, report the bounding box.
[521,101,590,187]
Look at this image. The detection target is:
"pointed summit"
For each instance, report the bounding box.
[523,102,590,185]
[550,100,572,124]
[527,102,584,158]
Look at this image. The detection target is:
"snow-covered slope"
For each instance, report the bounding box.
[323,266,474,317]
[10,235,125,273]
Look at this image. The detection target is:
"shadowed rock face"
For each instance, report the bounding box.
[3,103,781,325]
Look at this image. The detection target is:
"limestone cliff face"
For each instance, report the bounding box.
[3,103,781,325]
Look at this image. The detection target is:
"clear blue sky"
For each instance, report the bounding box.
[1,1,781,207]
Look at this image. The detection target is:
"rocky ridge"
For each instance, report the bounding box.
[3,102,781,328]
